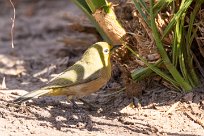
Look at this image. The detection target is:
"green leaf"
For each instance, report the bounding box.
[71,0,112,44]
[85,0,108,13]
[149,0,192,91]
[126,45,180,90]
[138,0,150,14]
[162,0,193,39]
[131,60,162,81]
[131,67,153,80]
[153,0,173,13]
[132,0,151,27]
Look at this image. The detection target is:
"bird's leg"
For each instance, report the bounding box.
[67,96,79,109]
[67,96,96,110]
[70,99,80,109]
[78,98,97,110]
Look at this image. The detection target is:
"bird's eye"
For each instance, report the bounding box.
[103,48,109,54]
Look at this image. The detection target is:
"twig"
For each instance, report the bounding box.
[185,111,204,128]
[166,101,180,114]
[9,0,16,48]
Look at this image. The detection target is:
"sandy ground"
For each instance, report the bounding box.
[0,0,204,136]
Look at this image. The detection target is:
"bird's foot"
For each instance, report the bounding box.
[79,98,98,111]
[68,98,97,111]
[70,99,80,109]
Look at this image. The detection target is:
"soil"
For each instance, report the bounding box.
[0,0,204,136]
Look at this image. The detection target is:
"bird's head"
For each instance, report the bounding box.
[82,42,121,67]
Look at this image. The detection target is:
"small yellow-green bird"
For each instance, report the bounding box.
[14,42,119,105]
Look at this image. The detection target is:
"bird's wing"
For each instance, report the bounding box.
[43,62,102,89]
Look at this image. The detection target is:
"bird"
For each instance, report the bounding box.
[13,42,120,106]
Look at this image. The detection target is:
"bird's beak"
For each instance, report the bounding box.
[110,45,122,52]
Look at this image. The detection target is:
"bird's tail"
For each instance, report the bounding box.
[13,89,51,104]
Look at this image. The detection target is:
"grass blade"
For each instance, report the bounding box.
[85,0,108,13]
[150,0,192,91]
[162,0,193,39]
[126,45,180,90]
[132,0,150,26]
[153,0,173,13]
[131,60,162,81]
[71,0,112,43]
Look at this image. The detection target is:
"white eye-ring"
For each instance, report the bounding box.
[103,48,109,54]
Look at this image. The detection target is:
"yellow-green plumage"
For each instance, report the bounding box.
[14,42,112,104]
